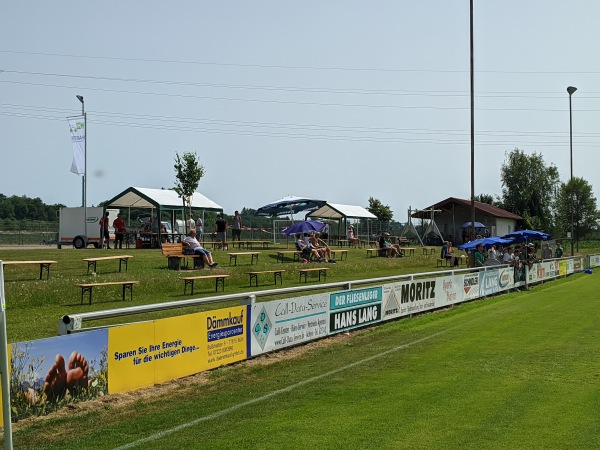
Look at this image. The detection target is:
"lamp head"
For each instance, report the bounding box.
[567,86,577,95]
[76,95,84,103]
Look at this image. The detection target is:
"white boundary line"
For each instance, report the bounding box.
[115,330,446,450]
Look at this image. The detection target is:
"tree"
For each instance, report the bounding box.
[555,177,599,250]
[500,148,560,232]
[475,193,501,207]
[173,151,205,231]
[367,197,393,222]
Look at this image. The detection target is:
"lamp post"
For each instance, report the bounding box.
[567,86,576,256]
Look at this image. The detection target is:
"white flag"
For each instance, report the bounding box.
[68,116,85,175]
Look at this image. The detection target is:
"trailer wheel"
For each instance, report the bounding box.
[73,237,85,249]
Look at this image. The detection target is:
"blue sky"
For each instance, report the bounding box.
[1,1,598,221]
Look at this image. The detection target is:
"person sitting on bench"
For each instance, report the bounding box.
[296,234,320,262]
[379,232,400,258]
[182,230,218,268]
[441,241,458,267]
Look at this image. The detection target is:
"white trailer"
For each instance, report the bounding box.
[57,207,118,249]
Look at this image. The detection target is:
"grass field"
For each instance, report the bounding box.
[0,244,456,342]
[7,270,600,449]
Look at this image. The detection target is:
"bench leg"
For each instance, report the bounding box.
[216,277,225,292]
[300,272,306,283]
[40,263,51,280]
[274,272,282,285]
[249,273,258,287]
[184,279,194,295]
[251,254,259,265]
[87,261,96,274]
[230,255,237,266]
[122,283,134,302]
[81,286,93,305]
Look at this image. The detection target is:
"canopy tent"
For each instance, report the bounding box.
[307,203,377,242]
[105,187,222,211]
[307,203,377,220]
[105,187,223,233]
[256,196,326,217]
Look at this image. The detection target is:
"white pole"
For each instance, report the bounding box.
[0,262,14,448]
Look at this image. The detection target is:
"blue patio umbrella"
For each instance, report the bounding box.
[256,196,326,217]
[460,221,487,229]
[281,220,326,236]
[502,229,552,243]
[458,236,514,251]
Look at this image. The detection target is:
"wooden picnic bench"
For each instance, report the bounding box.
[402,247,416,257]
[75,280,139,305]
[422,247,436,255]
[161,243,201,270]
[228,252,260,266]
[83,255,133,273]
[330,249,348,261]
[366,248,386,257]
[247,270,285,287]
[2,260,58,280]
[276,250,301,263]
[299,267,329,283]
[180,274,229,295]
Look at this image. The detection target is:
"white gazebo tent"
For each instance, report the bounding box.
[307,202,377,241]
[105,186,223,231]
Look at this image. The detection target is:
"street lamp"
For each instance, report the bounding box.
[567,86,576,256]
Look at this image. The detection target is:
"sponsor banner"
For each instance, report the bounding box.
[108,306,248,393]
[250,294,329,356]
[330,287,382,310]
[330,303,381,333]
[479,267,513,297]
[109,322,156,393]
[463,273,480,300]
[204,306,248,370]
[566,259,574,274]
[440,275,464,305]
[573,257,583,272]
[559,260,567,276]
[533,260,560,282]
[382,277,440,320]
[11,330,108,414]
[590,254,600,269]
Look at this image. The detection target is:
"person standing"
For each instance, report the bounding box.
[99,211,110,249]
[541,243,553,260]
[215,214,228,246]
[113,213,126,250]
[186,214,196,235]
[474,244,485,267]
[195,214,204,242]
[231,211,242,242]
[554,242,564,258]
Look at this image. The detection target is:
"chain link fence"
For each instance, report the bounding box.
[0,220,58,246]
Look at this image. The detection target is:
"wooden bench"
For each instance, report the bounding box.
[299,267,329,283]
[422,247,436,255]
[75,281,139,305]
[228,252,260,266]
[402,247,416,257]
[161,243,200,270]
[276,250,302,263]
[366,248,386,257]
[247,270,285,287]
[83,255,133,273]
[436,258,450,267]
[2,260,57,280]
[330,249,348,261]
[180,274,229,295]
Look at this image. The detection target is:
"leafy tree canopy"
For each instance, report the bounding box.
[555,177,599,249]
[173,151,205,219]
[367,197,393,222]
[500,148,559,232]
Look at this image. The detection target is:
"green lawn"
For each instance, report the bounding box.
[0,244,446,342]
[8,272,600,449]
